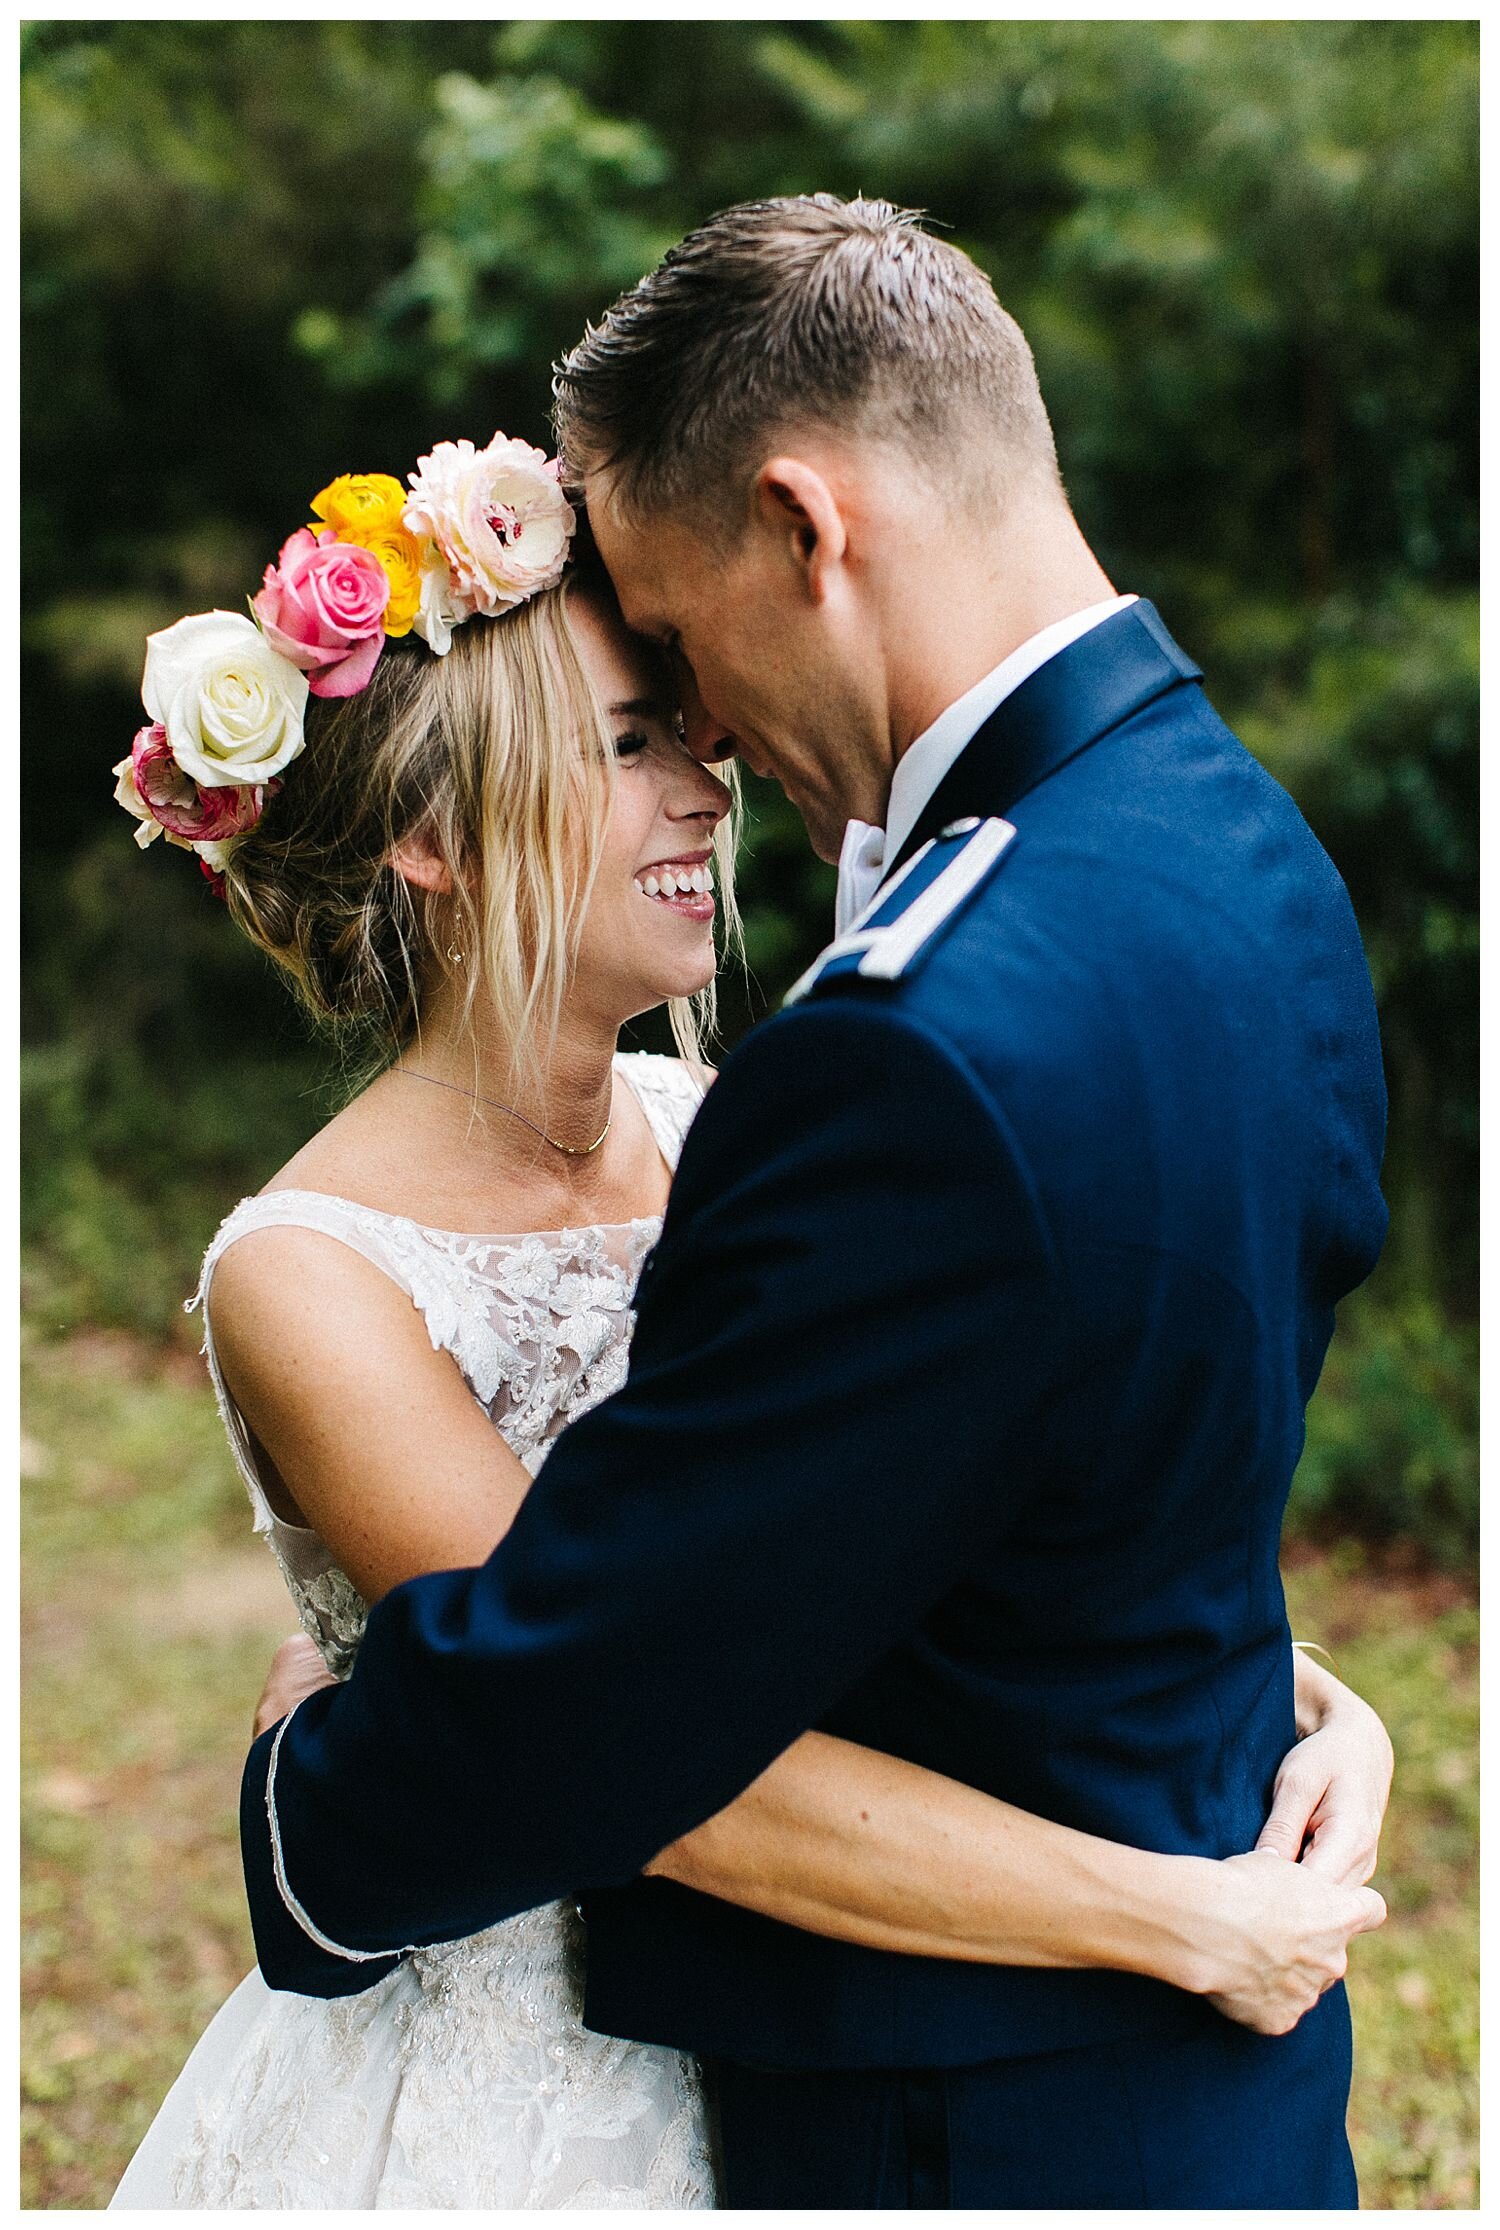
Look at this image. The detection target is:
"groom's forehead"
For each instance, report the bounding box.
[587,490,691,633]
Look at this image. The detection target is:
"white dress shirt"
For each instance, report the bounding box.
[834,594,1138,935]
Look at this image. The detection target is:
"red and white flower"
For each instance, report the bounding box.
[113,722,276,852]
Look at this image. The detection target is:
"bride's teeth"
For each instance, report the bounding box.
[638,863,715,901]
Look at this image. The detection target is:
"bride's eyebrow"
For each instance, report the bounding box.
[608,696,670,720]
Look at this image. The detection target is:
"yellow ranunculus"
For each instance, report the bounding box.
[309,472,408,540]
[343,523,426,638]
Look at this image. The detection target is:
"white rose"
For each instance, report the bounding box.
[404,435,575,622]
[142,611,308,790]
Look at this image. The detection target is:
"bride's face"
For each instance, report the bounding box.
[567,587,732,1025]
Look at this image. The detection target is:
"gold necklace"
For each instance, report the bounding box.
[393,1067,613,1156]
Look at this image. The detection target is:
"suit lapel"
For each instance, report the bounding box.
[891,600,1204,876]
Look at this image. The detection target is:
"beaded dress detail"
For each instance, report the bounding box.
[110,1053,717,2211]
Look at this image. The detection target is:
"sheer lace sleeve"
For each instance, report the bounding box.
[613,1051,708,1172]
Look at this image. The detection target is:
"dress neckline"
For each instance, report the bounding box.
[239,1188,664,1249]
[248,1053,683,1247]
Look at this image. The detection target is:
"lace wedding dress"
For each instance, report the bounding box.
[110,1052,718,2211]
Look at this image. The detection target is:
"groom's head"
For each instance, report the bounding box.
[555,194,1069,857]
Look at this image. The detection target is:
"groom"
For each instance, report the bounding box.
[240,197,1392,2206]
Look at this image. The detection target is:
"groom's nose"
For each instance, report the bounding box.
[675,655,740,767]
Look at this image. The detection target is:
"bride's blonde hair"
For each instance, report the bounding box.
[223,568,740,1096]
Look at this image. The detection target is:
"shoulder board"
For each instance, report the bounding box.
[784,816,1017,1007]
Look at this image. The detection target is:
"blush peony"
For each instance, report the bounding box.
[403,435,575,627]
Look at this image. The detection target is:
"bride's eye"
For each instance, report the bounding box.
[613,729,650,760]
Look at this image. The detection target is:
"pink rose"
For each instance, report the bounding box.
[128,722,273,845]
[253,528,390,699]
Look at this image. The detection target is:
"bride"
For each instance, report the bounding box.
[109,433,1385,2209]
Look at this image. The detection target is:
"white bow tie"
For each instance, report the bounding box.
[835,818,888,936]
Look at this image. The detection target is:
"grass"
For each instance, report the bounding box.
[20,1326,1478,2210]
[1282,1543,1480,2209]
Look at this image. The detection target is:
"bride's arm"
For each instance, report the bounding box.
[646,1727,1384,2035]
[218,1230,1384,2035]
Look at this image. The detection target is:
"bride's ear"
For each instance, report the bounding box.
[387,834,454,896]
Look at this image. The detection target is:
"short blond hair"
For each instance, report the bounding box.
[224,573,739,1094]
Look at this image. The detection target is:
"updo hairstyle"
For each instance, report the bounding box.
[222,565,736,1091]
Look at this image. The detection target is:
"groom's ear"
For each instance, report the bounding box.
[753,457,848,599]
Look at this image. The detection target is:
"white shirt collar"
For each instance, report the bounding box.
[881,593,1138,870]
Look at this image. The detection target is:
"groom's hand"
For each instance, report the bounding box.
[1255,1653,1394,1885]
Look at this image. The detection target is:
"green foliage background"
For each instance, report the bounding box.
[18,27,1480,2209]
[22,20,1477,1560]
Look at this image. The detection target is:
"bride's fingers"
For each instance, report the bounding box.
[1349,1885,1388,1936]
[1299,1810,1381,1887]
[253,1634,335,1737]
[1253,1761,1324,1861]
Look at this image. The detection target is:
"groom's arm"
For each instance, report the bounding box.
[241,1001,1074,1996]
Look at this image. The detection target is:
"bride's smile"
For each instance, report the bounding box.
[563,585,731,1032]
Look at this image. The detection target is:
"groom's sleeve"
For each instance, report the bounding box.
[242,1000,1076,1996]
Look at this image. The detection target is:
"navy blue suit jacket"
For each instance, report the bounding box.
[240,601,1387,2069]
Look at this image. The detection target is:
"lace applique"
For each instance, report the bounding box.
[282,1565,367,1683]
[152,1908,715,2208]
[122,1053,718,2209]
[183,1051,704,1681]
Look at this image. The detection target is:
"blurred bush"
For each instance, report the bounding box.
[1297,1298,1479,1571]
[21,21,1476,1557]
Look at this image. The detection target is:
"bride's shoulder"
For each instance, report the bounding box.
[614,1048,717,1101]
[191,1184,434,1350]
[614,1048,717,1078]
[613,1050,714,1167]
[197,1192,396,1304]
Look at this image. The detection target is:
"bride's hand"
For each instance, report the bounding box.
[254,1632,337,1739]
[1255,1654,1395,1885]
[1191,1848,1386,2035]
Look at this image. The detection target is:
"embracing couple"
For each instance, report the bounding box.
[111,196,1393,2211]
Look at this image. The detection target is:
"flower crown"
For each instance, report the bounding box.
[113,433,576,893]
